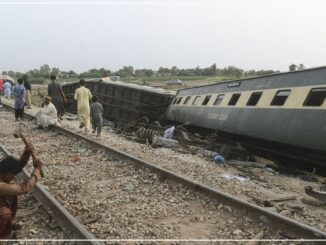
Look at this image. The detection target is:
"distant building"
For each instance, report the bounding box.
[166,79,183,85]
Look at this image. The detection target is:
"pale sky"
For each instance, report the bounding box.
[1,0,326,73]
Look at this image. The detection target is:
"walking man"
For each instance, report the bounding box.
[47,75,67,119]
[90,96,103,137]
[74,79,92,132]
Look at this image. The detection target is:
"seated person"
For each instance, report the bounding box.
[0,148,42,239]
[36,96,60,128]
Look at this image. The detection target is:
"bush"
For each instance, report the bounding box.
[30,78,45,84]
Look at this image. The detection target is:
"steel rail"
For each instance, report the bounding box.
[0,143,100,245]
[3,102,326,240]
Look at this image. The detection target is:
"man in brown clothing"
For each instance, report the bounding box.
[0,147,42,239]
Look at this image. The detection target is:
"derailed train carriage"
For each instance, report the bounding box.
[165,66,326,167]
[62,78,175,128]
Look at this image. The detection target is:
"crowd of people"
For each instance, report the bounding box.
[0,76,104,137]
[0,76,105,238]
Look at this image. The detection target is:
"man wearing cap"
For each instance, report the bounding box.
[36,96,60,128]
[0,148,43,238]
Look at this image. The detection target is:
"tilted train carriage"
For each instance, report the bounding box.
[62,78,175,128]
[166,66,326,167]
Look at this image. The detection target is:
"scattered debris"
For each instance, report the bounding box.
[297,169,318,182]
[63,113,78,121]
[245,230,265,245]
[308,168,317,181]
[221,173,246,182]
[82,215,101,225]
[304,186,326,204]
[136,127,160,142]
[264,195,297,207]
[232,229,242,235]
[213,154,225,164]
[301,197,325,207]
[151,136,180,148]
[321,185,326,192]
[73,155,81,162]
[163,126,175,139]
[228,160,278,170]
[188,146,218,158]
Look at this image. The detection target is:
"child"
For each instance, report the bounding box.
[90,96,103,137]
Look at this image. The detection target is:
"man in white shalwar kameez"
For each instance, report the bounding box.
[36,96,60,128]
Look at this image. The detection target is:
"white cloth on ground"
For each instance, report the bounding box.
[163,126,175,139]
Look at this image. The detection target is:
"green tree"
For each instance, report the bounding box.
[171,66,179,75]
[211,63,217,75]
[298,64,305,70]
[116,66,134,77]
[51,67,60,76]
[158,67,171,76]
[289,64,297,71]
[40,64,51,78]
[99,68,111,77]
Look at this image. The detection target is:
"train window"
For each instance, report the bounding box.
[184,96,191,105]
[192,96,201,105]
[247,92,263,106]
[171,98,176,105]
[214,94,225,106]
[303,88,326,106]
[228,93,241,106]
[202,95,211,105]
[271,90,291,106]
[176,97,183,104]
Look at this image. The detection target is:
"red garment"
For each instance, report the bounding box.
[0,195,17,239]
[0,80,3,92]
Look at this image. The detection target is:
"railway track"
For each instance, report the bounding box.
[1,103,326,241]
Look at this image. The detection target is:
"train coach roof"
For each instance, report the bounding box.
[63,78,176,96]
[177,66,326,94]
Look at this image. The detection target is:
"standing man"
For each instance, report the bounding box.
[74,79,92,132]
[22,75,32,109]
[12,79,26,121]
[47,75,67,119]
